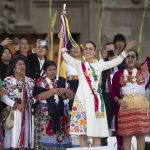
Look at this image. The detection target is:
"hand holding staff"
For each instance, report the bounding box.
[56,4,66,81]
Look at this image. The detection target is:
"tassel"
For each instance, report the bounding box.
[61,15,79,49]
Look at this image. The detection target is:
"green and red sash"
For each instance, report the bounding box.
[81,61,104,118]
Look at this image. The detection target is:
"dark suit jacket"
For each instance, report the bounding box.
[0,60,8,80]
[28,54,44,80]
[101,70,110,93]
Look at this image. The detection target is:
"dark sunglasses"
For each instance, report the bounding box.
[127,55,136,59]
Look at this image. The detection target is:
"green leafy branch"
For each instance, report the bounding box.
[138,0,150,63]
[47,0,58,60]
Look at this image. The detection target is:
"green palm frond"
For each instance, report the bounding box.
[50,11,58,29]
[47,0,58,60]
[138,0,150,63]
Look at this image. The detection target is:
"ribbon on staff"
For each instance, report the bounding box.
[61,15,78,49]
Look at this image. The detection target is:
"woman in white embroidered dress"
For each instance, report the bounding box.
[59,32,136,147]
[1,55,35,149]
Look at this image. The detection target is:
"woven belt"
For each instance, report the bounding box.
[67,75,78,81]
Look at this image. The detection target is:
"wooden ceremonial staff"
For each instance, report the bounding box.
[56,4,66,81]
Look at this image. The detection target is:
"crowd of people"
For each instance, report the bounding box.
[0,33,149,150]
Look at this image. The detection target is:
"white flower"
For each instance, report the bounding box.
[25,77,28,84]
[124,69,128,81]
[13,89,21,98]
[64,99,69,105]
[46,77,59,103]
[11,78,17,86]
[45,77,51,84]
[13,89,19,95]
[54,95,59,103]
[126,84,136,97]
[132,68,137,77]
[45,77,53,89]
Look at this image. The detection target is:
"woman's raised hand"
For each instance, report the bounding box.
[124,40,137,53]
[58,31,64,39]
[1,38,12,47]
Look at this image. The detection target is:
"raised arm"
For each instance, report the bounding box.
[99,51,126,71]
[58,31,80,69]
[99,40,136,71]
[62,48,80,69]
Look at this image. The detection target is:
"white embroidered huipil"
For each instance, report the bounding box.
[1,76,35,149]
[62,49,127,137]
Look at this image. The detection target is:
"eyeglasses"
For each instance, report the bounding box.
[127,55,136,59]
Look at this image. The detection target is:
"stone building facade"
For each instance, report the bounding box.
[0,0,149,59]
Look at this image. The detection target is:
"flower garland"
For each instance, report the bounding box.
[123,68,138,83]
[45,77,59,103]
[123,68,138,97]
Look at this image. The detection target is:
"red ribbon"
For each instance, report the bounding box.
[20,86,26,147]
[81,62,99,112]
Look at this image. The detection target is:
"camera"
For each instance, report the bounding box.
[107,50,115,58]
[40,40,48,46]
[11,37,19,45]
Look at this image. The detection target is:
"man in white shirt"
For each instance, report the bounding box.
[28,40,47,80]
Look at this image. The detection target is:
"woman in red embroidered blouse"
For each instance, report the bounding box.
[111,50,150,150]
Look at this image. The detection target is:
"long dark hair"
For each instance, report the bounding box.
[43,60,57,71]
[7,55,30,76]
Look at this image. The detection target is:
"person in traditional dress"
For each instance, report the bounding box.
[0,84,7,150]
[33,60,74,150]
[60,46,82,92]
[59,32,136,147]
[60,46,82,110]
[60,46,98,111]
[1,55,35,149]
[111,50,150,150]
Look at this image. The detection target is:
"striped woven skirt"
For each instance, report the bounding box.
[118,94,150,136]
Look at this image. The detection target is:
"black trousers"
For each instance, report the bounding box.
[68,80,79,110]
[101,92,115,146]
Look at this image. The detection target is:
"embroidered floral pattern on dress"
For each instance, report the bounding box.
[4,76,34,100]
[34,77,72,149]
[70,96,87,134]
